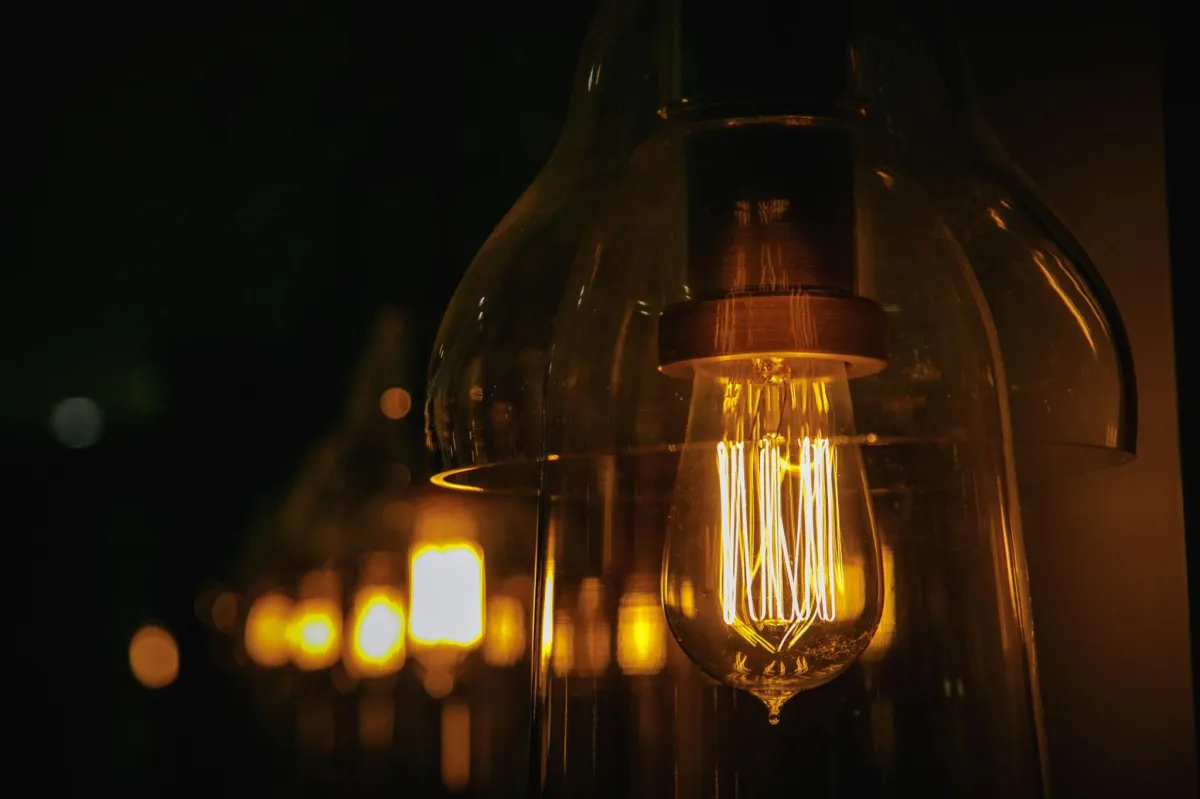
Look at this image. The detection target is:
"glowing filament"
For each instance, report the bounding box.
[716,381,845,653]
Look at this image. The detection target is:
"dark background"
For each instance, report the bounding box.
[10,1,1194,797]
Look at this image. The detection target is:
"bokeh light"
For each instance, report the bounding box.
[287,598,342,671]
[129,624,179,689]
[244,592,292,668]
[379,387,412,420]
[50,396,103,448]
[348,586,406,677]
[616,590,667,675]
[483,594,526,667]
[409,542,485,649]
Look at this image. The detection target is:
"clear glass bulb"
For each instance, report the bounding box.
[662,357,882,725]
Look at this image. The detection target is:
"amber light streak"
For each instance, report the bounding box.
[348,586,406,676]
[717,379,845,653]
[863,546,895,661]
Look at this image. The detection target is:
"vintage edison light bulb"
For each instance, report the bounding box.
[428,0,1139,796]
[663,355,881,723]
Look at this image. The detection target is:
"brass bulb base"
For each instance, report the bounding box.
[657,292,888,380]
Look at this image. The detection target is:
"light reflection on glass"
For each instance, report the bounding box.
[863,545,896,661]
[616,590,667,676]
[551,611,574,676]
[441,700,471,792]
[484,594,526,667]
[359,691,396,750]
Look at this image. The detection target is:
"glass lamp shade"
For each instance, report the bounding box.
[426,1,1137,798]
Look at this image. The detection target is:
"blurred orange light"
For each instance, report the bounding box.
[380,387,412,420]
[244,592,292,667]
[617,591,667,675]
[129,624,179,689]
[483,594,526,667]
[287,598,342,671]
[348,586,406,677]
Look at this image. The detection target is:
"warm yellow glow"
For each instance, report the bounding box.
[441,700,471,791]
[717,379,844,652]
[551,611,574,676]
[617,591,667,675]
[287,598,342,671]
[864,546,895,661]
[348,586,406,676]
[129,624,179,688]
[663,358,881,724]
[244,592,292,667]
[484,594,526,667]
[409,542,485,648]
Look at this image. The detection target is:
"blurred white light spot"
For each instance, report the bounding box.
[50,397,103,449]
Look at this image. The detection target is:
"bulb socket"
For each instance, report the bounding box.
[683,124,857,295]
[658,293,887,380]
[660,124,887,379]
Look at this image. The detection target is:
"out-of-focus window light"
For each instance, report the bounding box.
[441,700,471,792]
[483,594,526,667]
[129,624,179,689]
[409,543,485,649]
[245,592,292,667]
[616,590,667,676]
[348,586,406,677]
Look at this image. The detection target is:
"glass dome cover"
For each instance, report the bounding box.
[427,2,1138,798]
[426,0,1136,489]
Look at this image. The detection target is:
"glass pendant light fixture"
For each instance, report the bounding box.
[427,0,1136,797]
